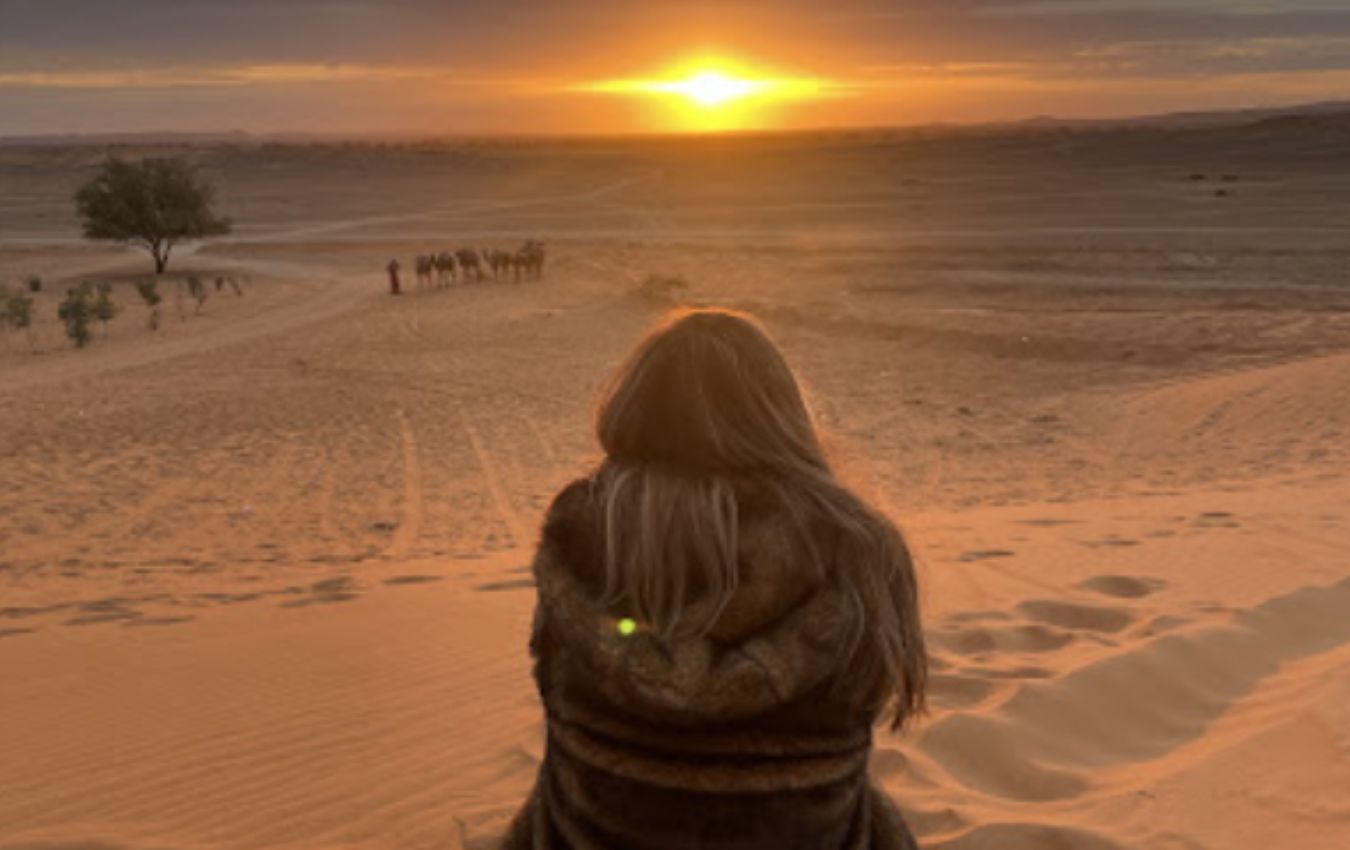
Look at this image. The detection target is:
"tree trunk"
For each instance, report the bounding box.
[154,252,167,275]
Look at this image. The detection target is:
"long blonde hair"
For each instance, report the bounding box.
[595,308,926,727]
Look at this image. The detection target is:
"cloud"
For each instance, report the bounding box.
[0,64,452,90]
[2,1,1350,133]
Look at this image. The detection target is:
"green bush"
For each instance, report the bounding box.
[0,284,10,347]
[93,281,118,336]
[7,288,35,345]
[134,278,163,330]
[58,283,96,348]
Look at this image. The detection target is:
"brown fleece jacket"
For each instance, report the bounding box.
[502,477,920,850]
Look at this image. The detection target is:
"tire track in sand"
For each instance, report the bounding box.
[460,413,529,550]
[386,408,424,559]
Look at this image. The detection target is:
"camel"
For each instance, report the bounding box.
[415,255,435,291]
[434,252,457,288]
[518,241,546,281]
[459,249,486,283]
[486,250,513,281]
[511,249,530,283]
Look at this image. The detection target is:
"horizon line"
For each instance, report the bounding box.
[3,96,1349,146]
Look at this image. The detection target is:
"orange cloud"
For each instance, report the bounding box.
[0,64,447,89]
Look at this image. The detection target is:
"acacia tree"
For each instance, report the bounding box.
[74,157,231,275]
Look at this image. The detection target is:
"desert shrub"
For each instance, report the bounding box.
[5,287,35,349]
[0,284,10,347]
[134,278,163,330]
[27,275,42,293]
[93,281,118,335]
[186,275,208,314]
[635,274,689,303]
[58,283,96,348]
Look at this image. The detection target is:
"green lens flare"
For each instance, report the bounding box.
[617,618,637,636]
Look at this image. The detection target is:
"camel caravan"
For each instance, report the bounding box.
[387,241,546,296]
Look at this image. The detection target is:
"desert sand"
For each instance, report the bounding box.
[2,123,1349,849]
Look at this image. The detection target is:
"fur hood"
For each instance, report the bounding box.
[503,477,918,850]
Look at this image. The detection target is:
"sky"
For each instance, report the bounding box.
[2,0,1349,135]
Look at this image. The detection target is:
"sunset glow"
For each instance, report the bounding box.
[576,60,832,130]
[4,2,1350,135]
[587,68,824,108]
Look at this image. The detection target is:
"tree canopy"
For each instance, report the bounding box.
[75,157,231,274]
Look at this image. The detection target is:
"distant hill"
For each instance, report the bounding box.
[1013,100,1350,131]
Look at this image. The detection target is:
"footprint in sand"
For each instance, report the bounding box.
[1078,574,1167,599]
[477,579,536,593]
[944,610,1015,625]
[932,622,1075,656]
[963,664,1056,680]
[868,748,919,783]
[1015,599,1136,633]
[125,616,197,628]
[929,823,1127,850]
[1080,537,1141,549]
[1195,511,1240,528]
[64,611,141,626]
[384,574,445,586]
[1138,613,1191,637]
[281,575,361,608]
[927,673,999,710]
[1,604,69,619]
[919,712,1090,802]
[61,598,144,626]
[902,806,968,840]
[957,549,1016,563]
[928,654,956,673]
[198,592,262,605]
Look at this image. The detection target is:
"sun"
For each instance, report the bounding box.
[660,71,764,108]
[575,59,830,130]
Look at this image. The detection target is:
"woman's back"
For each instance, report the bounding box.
[504,475,919,850]
[502,309,924,849]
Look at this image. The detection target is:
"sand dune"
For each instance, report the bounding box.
[2,136,1349,849]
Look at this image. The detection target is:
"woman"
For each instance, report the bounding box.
[504,309,927,850]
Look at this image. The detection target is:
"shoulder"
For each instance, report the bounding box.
[535,476,603,590]
[541,476,596,543]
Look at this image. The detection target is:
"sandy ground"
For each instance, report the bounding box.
[2,130,1349,850]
